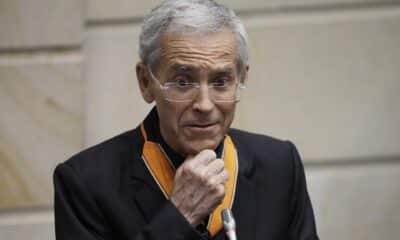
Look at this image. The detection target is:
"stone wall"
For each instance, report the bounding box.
[1,0,399,239]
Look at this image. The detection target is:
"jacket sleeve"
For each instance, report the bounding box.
[287,142,320,240]
[54,163,204,240]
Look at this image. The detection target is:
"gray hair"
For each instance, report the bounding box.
[139,0,249,71]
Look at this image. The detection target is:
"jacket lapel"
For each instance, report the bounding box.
[231,135,257,240]
[127,152,168,223]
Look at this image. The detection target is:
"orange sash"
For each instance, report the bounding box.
[140,123,238,236]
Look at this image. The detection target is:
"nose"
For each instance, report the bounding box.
[192,84,214,112]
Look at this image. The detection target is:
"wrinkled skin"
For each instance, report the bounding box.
[171,150,229,226]
[136,30,248,226]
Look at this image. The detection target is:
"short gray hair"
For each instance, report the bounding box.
[139,0,249,71]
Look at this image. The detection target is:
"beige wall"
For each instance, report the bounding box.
[1,0,400,239]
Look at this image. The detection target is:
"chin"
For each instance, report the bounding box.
[182,138,221,156]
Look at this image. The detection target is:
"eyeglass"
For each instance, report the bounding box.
[147,66,246,102]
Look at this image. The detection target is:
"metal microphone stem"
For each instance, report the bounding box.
[221,208,237,240]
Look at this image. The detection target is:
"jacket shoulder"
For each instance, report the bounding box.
[228,128,298,171]
[56,128,142,188]
[228,128,291,154]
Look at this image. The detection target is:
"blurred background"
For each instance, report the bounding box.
[0,0,399,239]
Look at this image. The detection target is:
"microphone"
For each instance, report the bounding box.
[221,208,237,240]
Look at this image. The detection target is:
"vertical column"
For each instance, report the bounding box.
[0,0,85,239]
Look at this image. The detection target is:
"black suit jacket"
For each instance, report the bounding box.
[54,125,319,240]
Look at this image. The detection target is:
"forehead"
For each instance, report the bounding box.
[158,30,238,71]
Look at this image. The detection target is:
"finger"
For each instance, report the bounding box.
[202,182,226,207]
[204,158,224,177]
[177,151,217,180]
[218,169,230,184]
[215,184,227,202]
[208,169,229,186]
[189,149,217,168]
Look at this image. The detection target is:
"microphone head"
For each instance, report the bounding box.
[221,208,236,230]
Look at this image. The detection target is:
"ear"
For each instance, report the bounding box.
[136,62,155,103]
[241,64,249,84]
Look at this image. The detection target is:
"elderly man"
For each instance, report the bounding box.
[54,0,319,239]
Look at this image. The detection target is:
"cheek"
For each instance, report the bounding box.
[221,104,236,126]
[158,102,187,132]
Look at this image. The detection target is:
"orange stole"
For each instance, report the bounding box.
[140,123,238,236]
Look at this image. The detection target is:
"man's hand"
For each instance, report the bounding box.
[169,149,229,227]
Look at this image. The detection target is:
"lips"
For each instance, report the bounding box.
[186,122,217,128]
[184,120,219,127]
[183,122,219,134]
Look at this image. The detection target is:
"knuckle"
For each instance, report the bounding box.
[199,172,208,184]
[216,193,224,204]
[217,185,226,196]
[210,182,224,195]
[202,149,217,160]
[207,149,217,158]
[206,178,215,188]
[222,170,229,181]
[215,159,224,168]
[174,168,183,179]
[194,168,207,183]
[181,163,194,175]
[181,164,189,174]
[206,177,216,188]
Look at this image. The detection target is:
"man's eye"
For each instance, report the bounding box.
[211,78,230,87]
[175,78,193,88]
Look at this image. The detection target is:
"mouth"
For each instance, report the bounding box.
[184,122,219,133]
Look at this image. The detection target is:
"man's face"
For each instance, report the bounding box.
[146,30,245,156]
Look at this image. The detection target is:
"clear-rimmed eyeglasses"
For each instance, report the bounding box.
[147,66,246,102]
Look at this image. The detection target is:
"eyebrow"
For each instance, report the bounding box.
[166,63,236,75]
[210,67,235,75]
[167,64,195,73]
